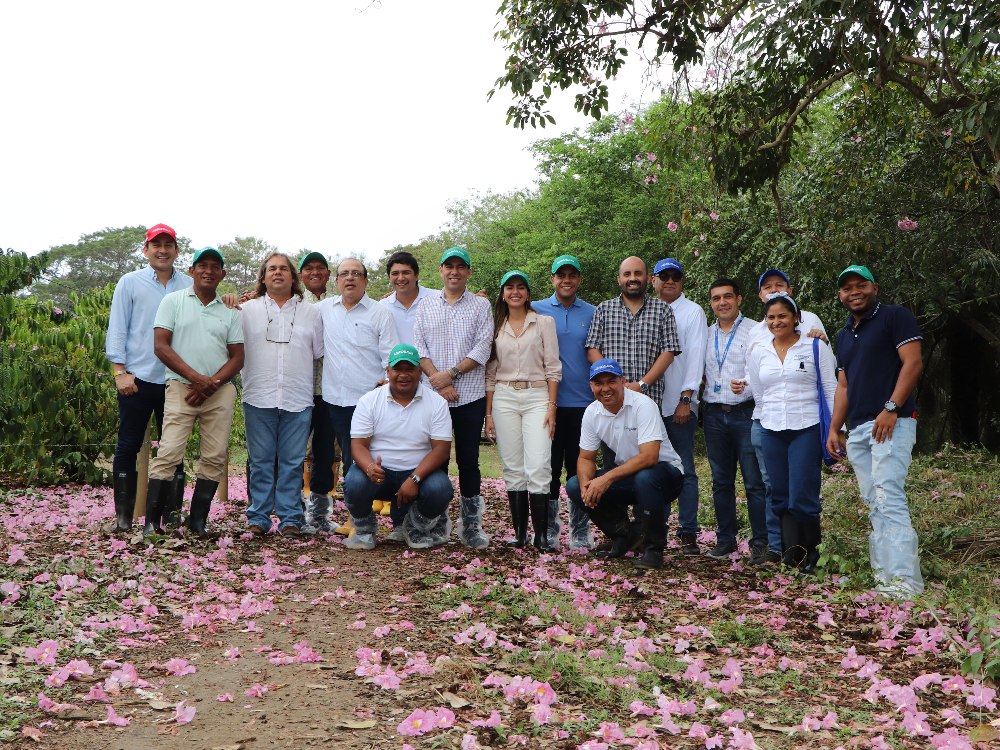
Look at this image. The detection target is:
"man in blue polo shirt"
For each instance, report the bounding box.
[827,265,924,598]
[533,254,596,550]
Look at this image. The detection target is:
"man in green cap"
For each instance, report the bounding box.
[413,247,494,548]
[143,247,244,537]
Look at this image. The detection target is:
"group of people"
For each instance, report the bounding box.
[106,223,926,599]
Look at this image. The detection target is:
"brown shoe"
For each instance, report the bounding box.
[248,524,267,537]
[280,525,302,538]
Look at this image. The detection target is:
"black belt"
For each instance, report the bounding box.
[703,400,755,413]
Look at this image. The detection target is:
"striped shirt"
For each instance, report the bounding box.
[702,315,758,405]
[413,290,494,406]
[584,295,681,408]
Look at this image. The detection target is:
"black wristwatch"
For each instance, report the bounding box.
[680,395,692,405]
[883,400,898,414]
[409,474,422,485]
[638,380,649,395]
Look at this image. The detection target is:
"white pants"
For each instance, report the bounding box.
[492,385,552,494]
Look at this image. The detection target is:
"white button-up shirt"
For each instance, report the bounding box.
[745,336,837,431]
[580,388,683,471]
[379,285,441,345]
[318,294,399,406]
[660,293,708,415]
[703,315,758,405]
[240,295,322,413]
[350,384,452,471]
[746,308,827,420]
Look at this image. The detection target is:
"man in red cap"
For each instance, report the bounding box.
[106,224,193,533]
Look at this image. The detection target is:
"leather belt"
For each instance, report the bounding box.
[497,380,547,390]
[703,400,755,413]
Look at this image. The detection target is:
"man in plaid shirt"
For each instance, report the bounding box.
[585,256,681,408]
[413,247,494,548]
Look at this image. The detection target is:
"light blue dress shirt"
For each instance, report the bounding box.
[534,293,596,408]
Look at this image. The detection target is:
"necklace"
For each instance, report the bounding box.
[773,337,795,361]
[509,317,526,335]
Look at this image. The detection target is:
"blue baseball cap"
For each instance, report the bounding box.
[589,358,624,380]
[653,258,683,276]
[758,268,790,289]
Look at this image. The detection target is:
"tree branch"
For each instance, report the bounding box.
[757,69,852,152]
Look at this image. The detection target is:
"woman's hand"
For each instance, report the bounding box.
[484,414,496,444]
[543,404,556,440]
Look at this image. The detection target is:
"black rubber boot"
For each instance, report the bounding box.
[589,503,634,559]
[188,478,219,536]
[506,491,529,548]
[799,516,822,575]
[634,506,667,570]
[163,468,186,529]
[781,513,806,568]
[142,479,166,537]
[529,493,554,552]
[113,471,137,533]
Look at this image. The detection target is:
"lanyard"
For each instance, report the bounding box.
[715,315,743,372]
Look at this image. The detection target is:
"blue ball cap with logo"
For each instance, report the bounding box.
[589,358,624,380]
[653,257,683,276]
[758,268,790,290]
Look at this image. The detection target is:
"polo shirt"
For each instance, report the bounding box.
[153,288,243,383]
[533,294,596,407]
[350,384,452,471]
[318,294,399,406]
[579,388,683,471]
[379,285,441,345]
[835,301,922,430]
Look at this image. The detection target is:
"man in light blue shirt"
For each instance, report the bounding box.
[533,254,596,550]
[379,250,440,345]
[105,223,192,533]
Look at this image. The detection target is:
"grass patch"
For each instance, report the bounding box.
[711,618,773,649]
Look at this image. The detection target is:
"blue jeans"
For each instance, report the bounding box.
[244,404,313,531]
[752,419,781,552]
[759,424,822,522]
[447,398,486,498]
[703,405,767,546]
[309,394,336,494]
[663,414,699,536]
[343,465,453,524]
[565,462,683,516]
[326,403,357,479]
[846,418,923,594]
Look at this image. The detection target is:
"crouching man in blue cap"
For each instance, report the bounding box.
[342,344,454,550]
[566,359,684,569]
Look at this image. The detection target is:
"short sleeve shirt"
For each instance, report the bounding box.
[153,289,243,383]
[350,384,453,471]
[579,388,683,471]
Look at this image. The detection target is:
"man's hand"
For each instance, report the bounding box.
[437,385,459,402]
[730,378,748,396]
[826,429,846,462]
[582,474,612,508]
[672,401,693,424]
[872,410,897,443]
[184,387,206,406]
[366,455,385,486]
[396,477,419,505]
[189,374,220,398]
[805,328,828,343]
[428,371,453,390]
[624,381,641,392]
[221,293,243,310]
[374,379,387,388]
[114,373,138,396]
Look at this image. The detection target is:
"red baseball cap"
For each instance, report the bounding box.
[146,223,177,243]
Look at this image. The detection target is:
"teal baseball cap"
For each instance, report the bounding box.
[500,269,530,289]
[551,254,582,274]
[440,247,471,266]
[837,264,876,286]
[388,344,421,368]
[298,251,328,272]
[192,247,225,267]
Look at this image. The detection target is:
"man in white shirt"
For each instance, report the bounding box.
[566,359,684,570]
[379,250,440,345]
[651,257,707,556]
[343,345,454,550]
[240,253,323,537]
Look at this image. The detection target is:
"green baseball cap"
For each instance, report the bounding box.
[500,269,530,289]
[192,247,225,267]
[837,264,876,286]
[298,251,329,272]
[551,254,582,274]
[440,246,471,266]
[388,344,421,368]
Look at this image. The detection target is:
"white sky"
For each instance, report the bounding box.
[1,1,659,262]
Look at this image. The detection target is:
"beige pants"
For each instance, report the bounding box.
[150,381,237,482]
[492,384,553,494]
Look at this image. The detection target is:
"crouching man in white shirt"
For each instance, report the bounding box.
[343,344,454,550]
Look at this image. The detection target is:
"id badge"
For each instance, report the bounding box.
[713,380,722,394]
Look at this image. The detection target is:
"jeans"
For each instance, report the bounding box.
[343,465,453,524]
[752,419,781,552]
[847,417,923,594]
[565,462,683,515]
[309,394,336,494]
[326,403,357,480]
[447,397,486,498]
[114,378,178,475]
[244,404,312,531]
[149,381,237,482]
[663,414,699,536]
[759,424,822,522]
[703,405,767,546]
[492,385,552,494]
[549,406,589,539]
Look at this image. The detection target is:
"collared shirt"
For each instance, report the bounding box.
[660,293,708,415]
[153,288,244,383]
[350,384,452,471]
[413,290,494,406]
[485,312,562,390]
[318,294,399,407]
[533,294,596,407]
[746,308,827,420]
[106,266,192,383]
[746,336,837,431]
[579,388,683,471]
[835,301,922,430]
[703,315,758,405]
[379,285,441,345]
[585,295,681,408]
[303,290,328,396]
[240,295,323,413]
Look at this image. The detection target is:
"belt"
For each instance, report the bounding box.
[703,400,755,413]
[497,380,547,390]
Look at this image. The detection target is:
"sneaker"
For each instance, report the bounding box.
[706,541,738,559]
[343,532,375,550]
[678,534,700,556]
[748,543,769,566]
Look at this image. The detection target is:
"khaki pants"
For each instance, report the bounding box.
[149,381,237,482]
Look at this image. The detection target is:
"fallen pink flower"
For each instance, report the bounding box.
[172,701,196,725]
[398,708,435,736]
[217,693,234,702]
[105,705,129,727]
[25,639,60,666]
[245,683,270,698]
[163,658,196,677]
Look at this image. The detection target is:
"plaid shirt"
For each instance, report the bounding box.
[585,295,681,407]
[413,290,494,406]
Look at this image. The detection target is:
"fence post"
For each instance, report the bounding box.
[134,423,152,520]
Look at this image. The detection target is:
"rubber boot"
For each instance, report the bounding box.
[143,478,166,537]
[163,468,186,529]
[634,506,666,570]
[799,516,822,575]
[506,491,529,548]
[529,493,554,552]
[589,503,634,559]
[781,513,805,568]
[188,478,219,537]
[113,471,137,533]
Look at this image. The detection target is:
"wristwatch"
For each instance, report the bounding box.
[883,400,898,413]
[409,474,422,485]
[680,395,693,405]
[638,380,649,395]
[113,369,128,377]
[449,367,463,382]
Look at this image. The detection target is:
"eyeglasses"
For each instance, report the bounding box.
[336,269,365,279]
[658,272,683,282]
[265,304,298,343]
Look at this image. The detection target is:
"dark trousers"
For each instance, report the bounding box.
[549,406,586,497]
[703,404,767,546]
[326,403,357,480]
[447,397,486,498]
[114,378,173,474]
[344,466,453,525]
[566,462,683,517]
[309,394,336,494]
